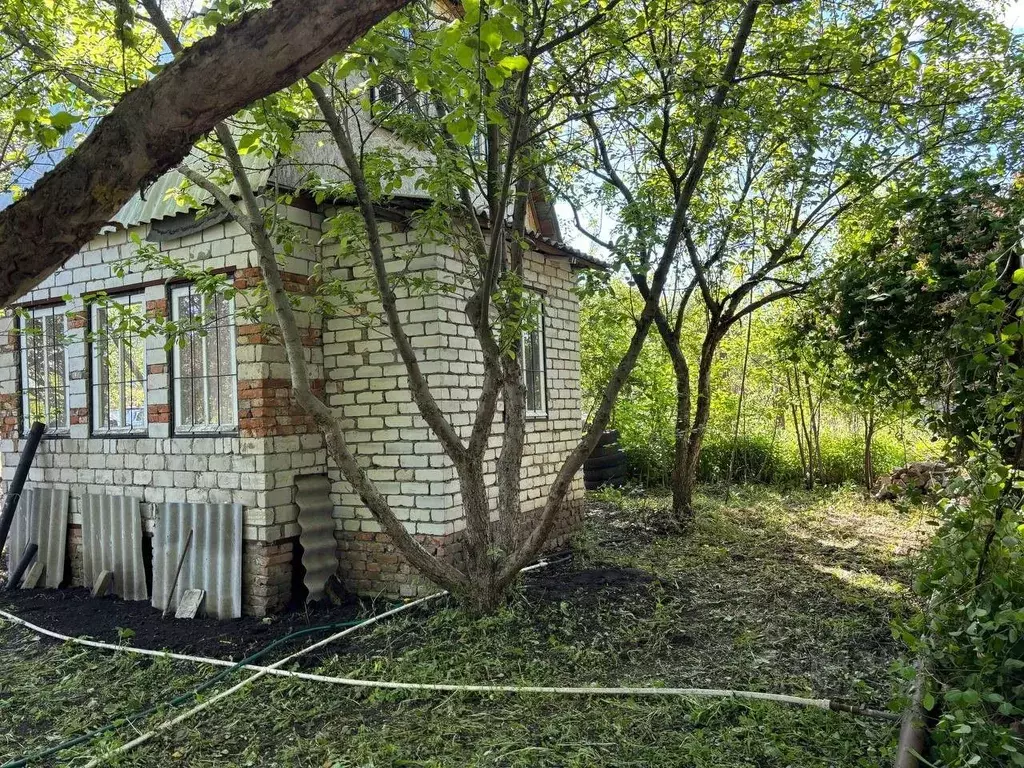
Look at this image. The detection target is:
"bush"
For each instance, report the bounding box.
[898,454,1024,767]
[624,430,930,489]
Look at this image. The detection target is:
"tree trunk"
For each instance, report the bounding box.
[671,328,722,523]
[793,367,815,489]
[786,371,809,486]
[0,0,410,306]
[863,410,876,489]
[670,375,694,522]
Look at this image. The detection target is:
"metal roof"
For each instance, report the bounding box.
[111,148,272,229]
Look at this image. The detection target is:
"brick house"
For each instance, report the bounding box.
[0,163,597,615]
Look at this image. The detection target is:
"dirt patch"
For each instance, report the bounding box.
[0,562,669,670]
[0,586,386,661]
[524,558,657,606]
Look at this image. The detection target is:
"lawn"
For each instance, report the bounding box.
[0,486,928,767]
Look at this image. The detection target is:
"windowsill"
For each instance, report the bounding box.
[26,430,69,440]
[172,427,240,438]
[524,411,548,421]
[92,430,149,439]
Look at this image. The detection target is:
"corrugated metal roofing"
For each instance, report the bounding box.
[295,474,336,602]
[151,501,243,619]
[81,493,148,601]
[111,149,272,229]
[7,486,69,589]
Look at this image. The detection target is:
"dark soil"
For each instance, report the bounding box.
[0,586,386,661]
[0,558,664,667]
[523,557,657,606]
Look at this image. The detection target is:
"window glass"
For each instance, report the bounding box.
[171,285,237,433]
[20,306,69,433]
[522,294,546,417]
[91,294,147,434]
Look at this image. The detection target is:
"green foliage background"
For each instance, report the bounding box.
[581,281,935,488]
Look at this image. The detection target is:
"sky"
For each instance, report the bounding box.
[3,0,1023,246]
[1006,0,1024,28]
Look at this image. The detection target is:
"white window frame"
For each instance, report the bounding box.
[522,294,547,419]
[90,294,147,436]
[19,305,70,435]
[170,285,238,435]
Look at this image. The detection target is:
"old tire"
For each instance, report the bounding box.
[587,442,620,460]
[584,450,627,471]
[585,463,627,483]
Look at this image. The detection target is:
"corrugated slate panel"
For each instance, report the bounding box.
[7,486,69,589]
[82,493,148,601]
[295,474,336,602]
[152,502,243,619]
[111,150,271,229]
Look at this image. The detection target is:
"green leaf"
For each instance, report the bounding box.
[50,111,76,131]
[456,43,477,70]
[480,18,503,51]
[498,55,529,72]
[485,66,505,89]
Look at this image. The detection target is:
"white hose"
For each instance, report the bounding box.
[0,607,837,709]
[0,559,897,764]
[76,588,445,767]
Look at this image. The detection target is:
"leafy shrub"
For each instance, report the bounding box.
[581,284,935,491]
[624,430,929,489]
[899,454,1024,766]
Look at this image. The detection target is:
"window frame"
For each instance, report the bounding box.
[89,293,148,437]
[169,284,239,436]
[522,292,548,420]
[18,303,71,436]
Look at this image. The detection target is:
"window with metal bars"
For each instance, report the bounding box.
[91,294,147,435]
[170,285,238,434]
[19,305,69,434]
[522,295,547,418]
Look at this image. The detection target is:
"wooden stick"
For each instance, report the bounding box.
[163,528,193,619]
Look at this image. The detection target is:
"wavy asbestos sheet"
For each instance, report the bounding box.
[295,474,336,602]
[8,486,69,589]
[152,502,242,619]
[82,493,148,601]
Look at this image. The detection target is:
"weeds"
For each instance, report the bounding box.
[0,486,924,766]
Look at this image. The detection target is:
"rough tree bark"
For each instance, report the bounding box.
[0,0,410,306]
[140,1,470,598]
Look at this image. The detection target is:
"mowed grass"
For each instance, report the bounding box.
[0,485,927,767]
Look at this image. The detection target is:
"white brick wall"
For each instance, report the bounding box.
[0,199,585,595]
[321,214,584,541]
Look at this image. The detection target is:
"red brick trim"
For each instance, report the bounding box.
[237,377,324,437]
[147,403,170,423]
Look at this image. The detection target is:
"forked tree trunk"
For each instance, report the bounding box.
[669,328,723,523]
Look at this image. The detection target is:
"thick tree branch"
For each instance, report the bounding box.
[0,0,410,306]
[307,78,468,462]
